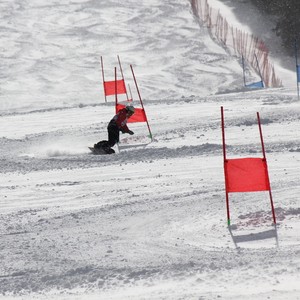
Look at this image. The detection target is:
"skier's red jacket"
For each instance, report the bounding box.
[109,108,130,133]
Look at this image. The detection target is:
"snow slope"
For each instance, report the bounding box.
[0,0,244,114]
[0,0,300,299]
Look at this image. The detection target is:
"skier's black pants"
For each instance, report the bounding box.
[107,122,120,147]
[95,121,120,149]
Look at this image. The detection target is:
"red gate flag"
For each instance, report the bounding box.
[104,79,126,96]
[101,56,130,102]
[221,106,276,226]
[116,104,147,123]
[114,65,153,140]
[225,158,270,193]
[101,57,153,139]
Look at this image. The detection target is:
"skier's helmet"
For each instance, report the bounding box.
[126,105,135,114]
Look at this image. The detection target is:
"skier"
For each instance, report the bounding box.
[94,105,135,153]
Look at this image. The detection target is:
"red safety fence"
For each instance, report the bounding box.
[190,0,282,88]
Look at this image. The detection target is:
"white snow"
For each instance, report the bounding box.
[0,0,300,299]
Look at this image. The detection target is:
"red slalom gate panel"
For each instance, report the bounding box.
[225,158,270,193]
[116,104,147,123]
[221,106,276,226]
[104,79,126,96]
[101,56,130,102]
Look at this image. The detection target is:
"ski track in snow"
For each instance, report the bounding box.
[1,89,300,299]
[1,0,300,299]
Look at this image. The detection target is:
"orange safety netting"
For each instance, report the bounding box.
[104,79,126,96]
[225,157,270,193]
[116,104,147,123]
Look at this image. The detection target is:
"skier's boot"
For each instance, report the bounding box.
[102,144,115,154]
[94,141,115,154]
[94,141,108,149]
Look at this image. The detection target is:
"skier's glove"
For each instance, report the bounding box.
[128,130,134,135]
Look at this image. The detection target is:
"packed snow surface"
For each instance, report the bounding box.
[0,0,299,299]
